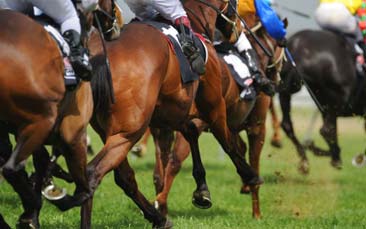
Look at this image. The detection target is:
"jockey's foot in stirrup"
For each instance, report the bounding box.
[125,0,206,75]
[0,0,95,81]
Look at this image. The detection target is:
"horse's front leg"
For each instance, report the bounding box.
[154,131,191,216]
[180,121,212,210]
[279,91,309,174]
[243,93,271,219]
[114,159,173,228]
[269,97,282,148]
[150,128,174,195]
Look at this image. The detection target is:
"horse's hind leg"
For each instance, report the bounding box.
[154,131,191,216]
[151,128,174,194]
[2,120,54,228]
[114,159,172,228]
[306,114,340,168]
[279,92,309,174]
[49,130,91,211]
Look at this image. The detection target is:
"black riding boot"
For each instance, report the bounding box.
[241,49,276,96]
[63,30,92,81]
[175,17,206,75]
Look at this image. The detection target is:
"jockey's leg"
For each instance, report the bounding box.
[153,0,206,75]
[235,31,275,98]
[30,0,92,80]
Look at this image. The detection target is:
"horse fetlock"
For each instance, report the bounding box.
[154,199,168,216]
[298,159,310,175]
[16,217,39,229]
[330,159,342,170]
[246,175,264,186]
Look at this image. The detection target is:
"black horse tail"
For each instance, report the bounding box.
[90,54,114,120]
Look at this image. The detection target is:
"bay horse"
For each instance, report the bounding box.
[0,1,119,227]
[78,0,262,228]
[151,3,286,219]
[278,29,366,173]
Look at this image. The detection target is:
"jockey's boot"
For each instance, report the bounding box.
[175,16,206,75]
[63,30,93,81]
[241,49,276,96]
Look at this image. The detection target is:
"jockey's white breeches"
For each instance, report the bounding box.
[315,2,357,35]
[0,0,80,34]
[125,0,187,22]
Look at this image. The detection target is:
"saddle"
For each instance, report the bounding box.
[135,20,208,83]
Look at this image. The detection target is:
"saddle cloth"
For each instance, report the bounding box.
[214,42,252,88]
[42,24,79,89]
[142,21,208,83]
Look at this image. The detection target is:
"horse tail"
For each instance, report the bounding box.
[90,54,114,120]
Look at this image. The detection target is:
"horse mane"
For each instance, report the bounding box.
[90,54,113,120]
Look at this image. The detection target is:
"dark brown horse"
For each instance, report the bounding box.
[79,0,262,228]
[152,10,286,218]
[277,29,366,173]
[0,1,119,227]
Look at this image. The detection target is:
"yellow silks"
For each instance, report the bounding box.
[238,0,256,16]
[320,0,362,14]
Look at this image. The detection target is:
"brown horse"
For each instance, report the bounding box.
[152,10,286,218]
[0,1,119,227]
[79,0,262,228]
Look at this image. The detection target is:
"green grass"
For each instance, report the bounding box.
[1,107,366,228]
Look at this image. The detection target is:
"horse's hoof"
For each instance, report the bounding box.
[240,185,251,194]
[153,219,173,229]
[16,219,38,229]
[192,190,212,209]
[270,139,282,148]
[331,159,342,170]
[352,153,366,168]
[42,183,67,201]
[298,160,310,175]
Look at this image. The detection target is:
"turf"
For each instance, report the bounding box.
[1,107,366,228]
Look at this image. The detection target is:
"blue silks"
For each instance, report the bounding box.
[254,0,287,40]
